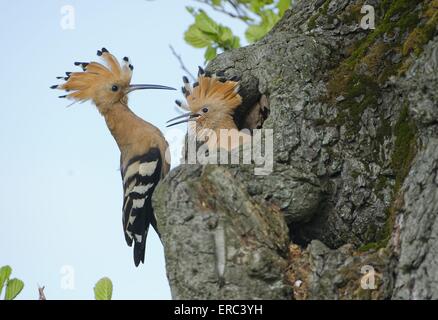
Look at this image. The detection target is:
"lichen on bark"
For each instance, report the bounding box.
[153,0,438,299]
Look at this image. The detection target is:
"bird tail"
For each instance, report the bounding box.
[133,238,146,266]
[129,204,149,266]
[120,148,163,267]
[132,207,161,266]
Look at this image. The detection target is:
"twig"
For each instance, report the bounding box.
[38,285,46,300]
[227,0,249,20]
[193,0,252,24]
[169,45,197,82]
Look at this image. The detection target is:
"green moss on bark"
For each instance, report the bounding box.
[321,0,436,252]
[307,0,332,30]
[392,104,417,193]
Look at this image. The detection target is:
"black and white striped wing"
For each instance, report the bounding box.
[120,148,162,266]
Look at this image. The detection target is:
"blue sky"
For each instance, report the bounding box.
[0,0,245,299]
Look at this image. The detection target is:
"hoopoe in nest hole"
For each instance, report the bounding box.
[52,48,175,266]
[167,67,252,151]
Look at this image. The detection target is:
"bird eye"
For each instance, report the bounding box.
[202,107,209,113]
[111,85,119,92]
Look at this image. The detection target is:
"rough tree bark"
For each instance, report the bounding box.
[153,0,438,299]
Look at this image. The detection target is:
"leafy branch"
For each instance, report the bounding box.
[184,0,292,61]
[192,0,252,23]
[1,265,113,300]
[184,8,241,61]
[0,265,24,300]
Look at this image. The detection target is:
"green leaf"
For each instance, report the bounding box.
[94,277,113,300]
[211,0,221,6]
[249,0,263,14]
[249,0,273,14]
[0,265,12,297]
[184,25,212,48]
[4,278,24,300]
[262,9,280,27]
[231,36,241,48]
[218,26,233,43]
[216,26,240,50]
[195,10,219,35]
[204,45,217,61]
[245,9,281,43]
[277,0,291,17]
[245,24,267,43]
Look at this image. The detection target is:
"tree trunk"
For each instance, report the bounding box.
[153,0,438,299]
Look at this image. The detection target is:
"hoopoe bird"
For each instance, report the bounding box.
[167,67,250,151]
[52,48,174,266]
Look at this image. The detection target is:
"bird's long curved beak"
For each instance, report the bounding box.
[166,112,200,127]
[127,84,176,93]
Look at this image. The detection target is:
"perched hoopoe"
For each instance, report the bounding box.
[167,67,250,150]
[52,48,174,266]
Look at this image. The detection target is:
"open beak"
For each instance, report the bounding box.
[166,112,200,127]
[127,84,176,93]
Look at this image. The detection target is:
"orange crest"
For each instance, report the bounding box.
[176,67,242,114]
[52,48,133,105]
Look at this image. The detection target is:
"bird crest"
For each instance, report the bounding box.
[168,67,242,127]
[51,48,133,106]
[51,48,174,109]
